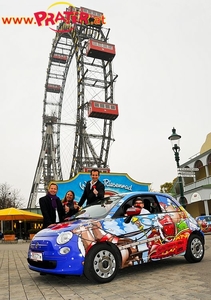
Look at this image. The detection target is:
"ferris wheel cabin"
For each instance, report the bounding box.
[66,6,104,26]
[51,53,68,64]
[83,167,110,173]
[46,84,61,93]
[86,39,116,61]
[88,100,119,120]
[80,6,104,19]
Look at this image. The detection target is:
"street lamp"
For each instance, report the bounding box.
[168,127,187,208]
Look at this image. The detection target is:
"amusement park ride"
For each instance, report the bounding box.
[27,6,119,209]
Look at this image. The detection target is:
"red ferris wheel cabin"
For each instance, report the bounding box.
[88,100,119,120]
[86,39,116,61]
[83,167,110,173]
[46,84,61,93]
[51,53,68,64]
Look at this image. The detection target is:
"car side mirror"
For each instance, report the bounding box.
[126,207,141,216]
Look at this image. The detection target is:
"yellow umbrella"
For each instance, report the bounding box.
[0,207,43,221]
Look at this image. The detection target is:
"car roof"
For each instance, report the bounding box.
[196,215,211,219]
[120,191,174,198]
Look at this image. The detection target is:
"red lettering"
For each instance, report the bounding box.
[13,18,22,25]
[34,11,56,26]
[1,17,13,24]
[33,10,106,28]
[79,12,89,24]
[1,17,34,25]
[64,11,78,24]
[44,13,55,26]
[23,17,34,25]
[34,11,47,26]
[63,11,72,23]
[101,15,106,25]
[54,12,65,24]
[11,17,23,24]
[93,17,101,26]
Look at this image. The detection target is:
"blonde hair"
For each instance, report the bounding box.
[48,182,58,190]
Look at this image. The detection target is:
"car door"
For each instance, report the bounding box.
[103,193,190,268]
[102,195,163,267]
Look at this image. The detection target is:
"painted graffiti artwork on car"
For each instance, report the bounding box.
[27,192,204,283]
[196,215,211,233]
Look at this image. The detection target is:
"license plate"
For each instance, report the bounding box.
[31,252,43,261]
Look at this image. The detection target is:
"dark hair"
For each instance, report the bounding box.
[90,168,100,175]
[134,197,144,205]
[64,190,75,201]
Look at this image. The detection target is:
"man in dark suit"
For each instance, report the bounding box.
[78,168,105,208]
[39,183,65,228]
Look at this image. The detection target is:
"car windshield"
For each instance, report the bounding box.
[73,194,124,219]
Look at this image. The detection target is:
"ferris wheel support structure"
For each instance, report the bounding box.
[27,7,118,209]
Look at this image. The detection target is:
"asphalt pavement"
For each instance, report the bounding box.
[1,235,211,300]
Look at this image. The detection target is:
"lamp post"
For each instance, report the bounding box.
[19,220,22,239]
[168,127,187,208]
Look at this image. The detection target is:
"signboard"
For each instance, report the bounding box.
[177,167,198,178]
[56,172,150,201]
[177,168,199,172]
[178,174,195,178]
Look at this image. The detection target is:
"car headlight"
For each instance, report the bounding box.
[57,231,73,245]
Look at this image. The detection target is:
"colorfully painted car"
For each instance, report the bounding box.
[196,215,211,233]
[27,192,205,283]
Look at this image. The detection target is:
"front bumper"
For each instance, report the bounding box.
[27,235,84,276]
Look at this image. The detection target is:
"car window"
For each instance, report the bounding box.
[206,217,211,222]
[112,197,135,218]
[141,197,161,214]
[156,195,180,212]
[113,195,162,218]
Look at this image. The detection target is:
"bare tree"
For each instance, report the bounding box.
[0,183,24,209]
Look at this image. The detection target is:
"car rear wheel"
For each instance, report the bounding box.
[84,243,120,283]
[185,234,204,263]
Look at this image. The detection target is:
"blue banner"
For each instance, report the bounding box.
[56,172,150,202]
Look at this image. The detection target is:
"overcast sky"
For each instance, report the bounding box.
[1,0,211,207]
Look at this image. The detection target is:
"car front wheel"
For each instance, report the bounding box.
[185,234,204,263]
[84,243,120,283]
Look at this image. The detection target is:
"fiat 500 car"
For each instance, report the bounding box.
[196,215,211,233]
[27,192,205,283]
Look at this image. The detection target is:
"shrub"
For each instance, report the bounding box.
[4,230,15,235]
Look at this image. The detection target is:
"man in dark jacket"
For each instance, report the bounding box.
[39,183,65,228]
[78,168,105,208]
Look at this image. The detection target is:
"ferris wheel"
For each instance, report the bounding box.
[28,6,118,208]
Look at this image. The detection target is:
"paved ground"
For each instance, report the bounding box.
[0,235,211,300]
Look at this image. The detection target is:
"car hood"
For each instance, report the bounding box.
[35,218,102,237]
